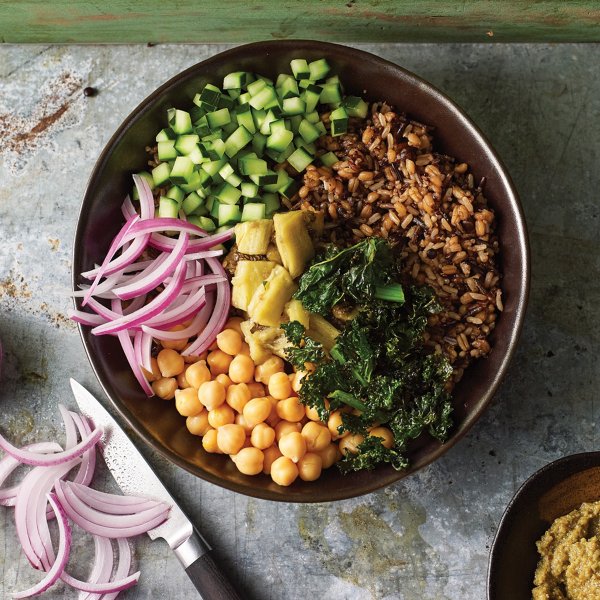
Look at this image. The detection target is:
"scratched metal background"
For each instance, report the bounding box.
[0,44,599,599]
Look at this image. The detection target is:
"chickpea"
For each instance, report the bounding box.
[235,413,253,434]
[142,357,161,382]
[229,354,255,384]
[197,380,226,410]
[157,349,185,377]
[224,317,243,335]
[267,371,292,400]
[265,398,281,428]
[327,410,348,440]
[270,456,299,486]
[215,373,233,389]
[278,432,307,463]
[298,453,323,482]
[231,447,264,475]
[243,397,272,428]
[201,428,221,453]
[291,370,307,393]
[367,426,394,448]
[207,350,233,376]
[226,383,251,413]
[159,325,189,351]
[186,411,211,436]
[276,397,305,423]
[152,377,177,400]
[262,444,283,474]
[305,404,322,422]
[316,443,341,469]
[339,433,365,456]
[185,361,211,389]
[175,387,203,417]
[216,424,246,455]
[247,382,266,398]
[250,423,276,450]
[239,342,251,356]
[208,404,235,428]
[216,328,243,356]
[275,420,302,441]
[255,356,285,385]
[183,350,207,364]
[176,371,191,389]
[301,422,332,452]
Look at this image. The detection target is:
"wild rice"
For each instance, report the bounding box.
[292,101,503,386]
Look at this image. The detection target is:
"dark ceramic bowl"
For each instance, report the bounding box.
[488,452,600,599]
[73,40,529,502]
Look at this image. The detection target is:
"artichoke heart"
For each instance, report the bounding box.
[231,260,277,311]
[273,211,314,278]
[247,265,297,327]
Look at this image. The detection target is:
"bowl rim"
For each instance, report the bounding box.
[73,39,530,502]
[487,451,600,598]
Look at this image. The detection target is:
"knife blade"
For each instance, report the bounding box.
[70,379,243,600]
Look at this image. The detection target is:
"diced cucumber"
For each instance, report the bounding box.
[251,132,267,156]
[277,76,299,99]
[218,164,242,187]
[314,121,327,136]
[215,182,242,205]
[199,216,216,232]
[187,215,206,228]
[262,168,289,192]
[319,151,339,167]
[223,71,250,90]
[256,74,274,85]
[282,96,306,116]
[156,128,176,142]
[304,110,320,124]
[263,95,282,111]
[201,158,227,180]
[290,58,311,80]
[179,170,205,193]
[188,145,206,165]
[227,89,241,100]
[158,140,178,161]
[136,171,155,190]
[279,177,299,200]
[262,193,280,216]
[319,83,343,105]
[249,86,277,110]
[174,134,200,155]
[247,78,267,96]
[241,203,266,222]
[238,91,252,105]
[169,109,193,135]
[152,162,171,186]
[266,127,294,152]
[206,108,231,129]
[249,170,278,186]
[239,156,268,176]
[217,95,235,111]
[274,142,295,164]
[218,203,242,226]
[330,106,349,136]
[222,121,238,137]
[294,138,317,154]
[251,107,267,130]
[224,126,252,157]
[235,104,256,134]
[289,114,303,134]
[326,75,341,84]
[259,110,281,136]
[301,85,322,112]
[210,198,221,219]
[182,191,204,215]
[159,197,179,219]
[343,95,369,118]
[166,186,184,204]
[298,118,321,143]
[288,147,314,172]
[241,181,259,198]
[198,84,221,110]
[309,58,331,81]
[194,115,211,137]
[298,79,317,89]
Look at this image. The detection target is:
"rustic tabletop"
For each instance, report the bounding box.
[0,43,598,600]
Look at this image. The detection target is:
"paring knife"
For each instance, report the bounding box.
[69,379,243,600]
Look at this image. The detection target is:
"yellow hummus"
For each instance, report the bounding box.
[533,501,600,600]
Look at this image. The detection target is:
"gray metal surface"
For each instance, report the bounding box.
[0,43,598,600]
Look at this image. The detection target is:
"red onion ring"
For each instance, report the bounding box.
[67,481,161,513]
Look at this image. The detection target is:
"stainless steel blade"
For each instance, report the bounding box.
[69,378,200,551]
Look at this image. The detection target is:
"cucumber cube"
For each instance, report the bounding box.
[199,216,216,232]
[319,83,343,105]
[187,145,206,165]
[206,108,231,129]
[182,191,204,215]
[288,147,314,173]
[179,170,205,193]
[262,193,280,216]
[235,104,256,134]
[290,58,311,80]
[241,203,266,222]
[166,185,184,204]
[199,84,221,109]
[276,76,299,99]
[156,128,176,142]
[279,178,299,200]
[249,86,277,110]
[282,96,306,116]
[224,126,252,157]
[159,197,179,219]
[152,162,171,186]
[308,58,331,81]
[298,118,321,143]
[169,109,193,134]
[241,181,259,198]
[247,78,267,96]
[174,134,200,155]
[249,170,278,186]
[158,140,178,161]
[251,132,267,156]
[136,171,156,191]
[266,127,294,153]
[215,182,242,205]
[239,156,268,176]
[218,204,242,226]
[223,71,249,90]
[319,151,339,167]
[238,92,252,105]
[330,106,349,136]
[217,95,235,111]
[343,96,369,118]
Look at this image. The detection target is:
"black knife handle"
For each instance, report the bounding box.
[185,551,244,600]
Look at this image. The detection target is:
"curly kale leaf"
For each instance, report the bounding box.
[294,238,404,315]
[337,435,409,473]
[280,321,325,371]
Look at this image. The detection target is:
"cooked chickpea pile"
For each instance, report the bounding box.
[143,317,395,486]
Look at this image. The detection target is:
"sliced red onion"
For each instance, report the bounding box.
[142,310,209,341]
[148,227,233,253]
[183,257,230,356]
[72,535,113,600]
[144,287,206,329]
[113,232,189,301]
[101,538,137,600]
[184,249,224,261]
[123,217,207,242]
[55,480,169,538]
[70,413,96,488]
[0,428,102,467]
[121,195,136,219]
[0,443,63,507]
[140,332,153,373]
[68,311,107,327]
[67,481,162,513]
[132,174,155,221]
[81,233,150,281]
[12,493,71,599]
[164,273,226,293]
[92,261,186,336]
[82,214,139,306]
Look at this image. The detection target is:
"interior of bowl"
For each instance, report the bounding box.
[73,40,529,502]
[488,452,600,600]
